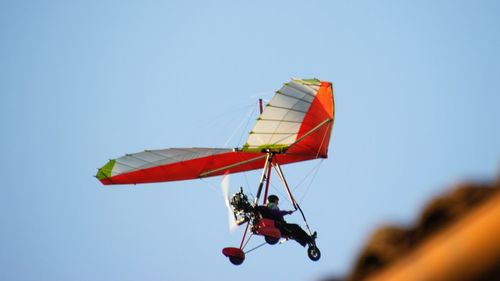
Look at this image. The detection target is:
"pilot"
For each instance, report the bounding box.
[266,194,316,247]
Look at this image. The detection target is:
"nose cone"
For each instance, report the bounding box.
[96,159,116,185]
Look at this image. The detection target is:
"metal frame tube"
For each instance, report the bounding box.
[273,160,314,236]
[253,152,273,206]
[239,222,250,249]
[272,161,297,209]
[262,162,272,205]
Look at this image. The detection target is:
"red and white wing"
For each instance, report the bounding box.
[96,79,334,185]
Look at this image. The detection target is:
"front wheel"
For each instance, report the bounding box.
[307,245,321,261]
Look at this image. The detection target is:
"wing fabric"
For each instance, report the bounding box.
[96,79,334,185]
[97,148,316,185]
[242,79,334,157]
[97,148,233,184]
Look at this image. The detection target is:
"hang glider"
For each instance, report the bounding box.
[96,79,334,185]
[96,78,335,264]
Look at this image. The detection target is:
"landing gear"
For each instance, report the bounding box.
[229,256,244,265]
[222,247,245,265]
[221,152,322,265]
[307,245,321,261]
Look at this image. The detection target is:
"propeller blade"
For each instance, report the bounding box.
[221,174,238,232]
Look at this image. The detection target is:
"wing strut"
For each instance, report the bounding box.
[273,160,315,237]
[253,152,273,206]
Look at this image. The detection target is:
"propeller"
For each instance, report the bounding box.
[221,174,238,232]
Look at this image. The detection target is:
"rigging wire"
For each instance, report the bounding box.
[190,101,255,148]
[244,241,268,255]
[223,102,258,148]
[268,180,290,205]
[235,100,260,198]
[292,160,324,193]
[264,160,324,207]
[297,160,324,205]
[199,98,260,199]
[216,98,263,196]
[236,100,259,148]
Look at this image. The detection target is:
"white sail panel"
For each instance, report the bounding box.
[252,120,301,134]
[287,80,319,96]
[279,85,315,103]
[243,79,322,151]
[104,148,233,178]
[260,107,306,122]
[112,162,133,176]
[245,133,298,149]
[271,94,311,113]
[129,151,168,163]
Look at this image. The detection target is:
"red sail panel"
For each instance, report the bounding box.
[287,81,334,158]
[100,151,315,185]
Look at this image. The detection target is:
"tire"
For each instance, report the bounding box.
[265,236,280,245]
[229,257,244,265]
[307,245,321,261]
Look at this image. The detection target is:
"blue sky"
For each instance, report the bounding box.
[1,1,499,280]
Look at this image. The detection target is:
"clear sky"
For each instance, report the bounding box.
[1,1,499,281]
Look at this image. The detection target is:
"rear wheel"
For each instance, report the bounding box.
[222,247,245,265]
[307,245,321,261]
[229,257,244,265]
[265,236,280,245]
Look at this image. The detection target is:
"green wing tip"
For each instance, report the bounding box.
[96,159,116,180]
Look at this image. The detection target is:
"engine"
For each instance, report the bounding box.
[230,188,253,225]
